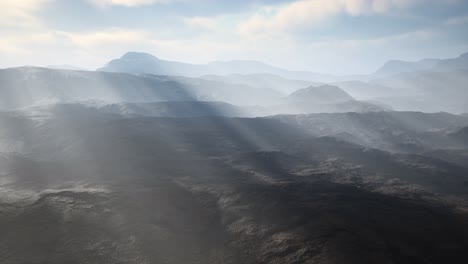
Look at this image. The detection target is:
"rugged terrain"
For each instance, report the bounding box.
[1,105,467,264]
[2,52,468,264]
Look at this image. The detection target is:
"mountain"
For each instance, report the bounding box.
[433,52,468,71]
[288,84,354,103]
[449,126,468,147]
[370,69,468,113]
[261,85,390,115]
[324,52,468,113]
[1,105,468,263]
[373,53,468,78]
[96,101,255,117]
[273,111,468,152]
[373,58,440,77]
[0,67,389,116]
[371,52,468,78]
[97,52,204,76]
[329,81,398,100]
[337,52,468,82]
[99,51,468,84]
[98,52,337,82]
[0,67,283,109]
[201,73,317,95]
[46,64,88,71]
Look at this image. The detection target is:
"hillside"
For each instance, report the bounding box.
[1,105,467,263]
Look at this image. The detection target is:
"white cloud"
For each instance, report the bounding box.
[88,0,176,7]
[0,26,152,68]
[239,0,423,37]
[182,17,218,31]
[0,0,50,28]
[57,29,147,48]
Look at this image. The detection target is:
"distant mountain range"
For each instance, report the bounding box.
[1,51,468,114]
[434,52,468,71]
[98,52,337,82]
[372,52,468,77]
[98,51,468,83]
[46,64,88,71]
[201,73,318,95]
[369,69,468,113]
[0,67,284,108]
[0,67,390,115]
[2,51,468,264]
[373,58,440,77]
[331,53,468,113]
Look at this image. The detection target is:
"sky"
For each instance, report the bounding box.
[0,0,467,75]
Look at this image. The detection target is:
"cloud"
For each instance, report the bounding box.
[182,16,218,31]
[0,25,152,68]
[0,0,50,28]
[57,29,147,48]
[239,0,424,37]
[88,0,176,7]
[445,15,468,25]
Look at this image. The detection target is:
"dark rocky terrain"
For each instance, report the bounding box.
[1,105,468,264]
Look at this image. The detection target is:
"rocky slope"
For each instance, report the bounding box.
[1,105,467,263]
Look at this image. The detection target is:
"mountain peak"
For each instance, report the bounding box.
[120,52,159,61]
[98,52,161,73]
[288,84,354,103]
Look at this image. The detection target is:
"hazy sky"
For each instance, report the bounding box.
[1,0,467,75]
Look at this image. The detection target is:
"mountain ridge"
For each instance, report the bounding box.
[98,51,468,82]
[98,51,337,82]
